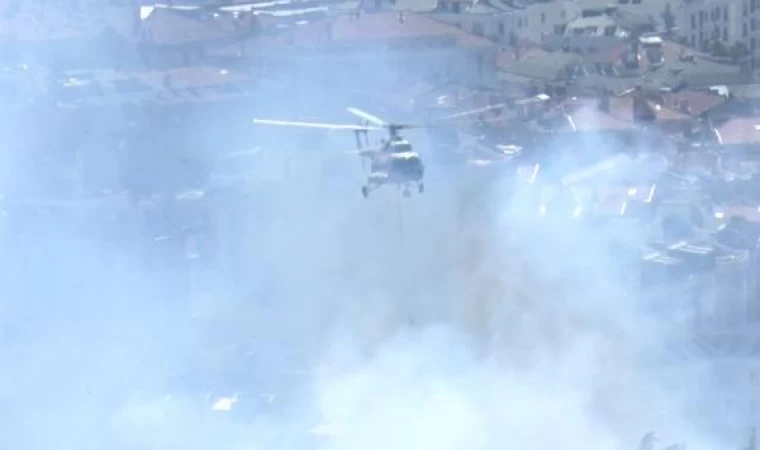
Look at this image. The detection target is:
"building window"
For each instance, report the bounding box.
[724,6,728,20]
[560,10,566,19]
[452,2,460,13]
[745,22,749,36]
[541,12,546,23]
[690,35,696,47]
[499,22,505,35]
[752,18,756,31]
[632,0,641,4]
[472,22,484,36]
[744,2,749,16]
[723,27,728,40]
[751,38,756,51]
[691,14,696,29]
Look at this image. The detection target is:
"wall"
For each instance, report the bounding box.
[678,0,744,50]
[431,12,516,45]
[511,1,578,43]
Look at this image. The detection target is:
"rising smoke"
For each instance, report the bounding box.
[0,55,742,450]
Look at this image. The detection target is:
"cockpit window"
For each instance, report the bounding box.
[390,142,412,152]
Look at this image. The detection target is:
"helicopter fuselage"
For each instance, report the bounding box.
[382,137,414,154]
[369,151,424,181]
[362,150,425,199]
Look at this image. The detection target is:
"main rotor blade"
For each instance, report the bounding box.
[253,118,378,131]
[433,103,507,123]
[345,148,380,156]
[346,107,387,126]
[615,87,637,97]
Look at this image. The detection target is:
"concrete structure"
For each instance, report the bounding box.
[510,0,669,44]
[424,0,680,46]
[543,5,656,52]
[678,0,746,50]
[431,0,519,45]
[749,0,760,68]
[510,0,578,43]
[218,12,501,90]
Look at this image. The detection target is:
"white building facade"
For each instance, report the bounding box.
[679,0,746,50]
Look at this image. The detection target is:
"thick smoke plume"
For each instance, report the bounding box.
[0,64,742,450]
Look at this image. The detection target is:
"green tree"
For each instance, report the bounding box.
[729,42,750,63]
[708,40,729,57]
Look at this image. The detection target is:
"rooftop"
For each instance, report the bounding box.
[139,6,258,46]
[56,66,254,108]
[500,52,583,82]
[715,117,760,146]
[244,11,495,49]
[565,6,656,35]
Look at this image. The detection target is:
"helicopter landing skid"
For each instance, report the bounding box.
[361,181,424,199]
[399,181,424,198]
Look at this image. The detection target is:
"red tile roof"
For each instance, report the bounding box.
[661,90,724,118]
[246,12,494,50]
[57,66,253,108]
[497,45,550,70]
[715,117,760,145]
[139,7,256,46]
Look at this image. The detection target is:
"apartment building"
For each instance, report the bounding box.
[679,0,745,50]
[431,0,519,45]
[749,0,760,68]
[540,5,656,52]
[508,0,577,43]
[429,0,677,46]
[511,0,676,43]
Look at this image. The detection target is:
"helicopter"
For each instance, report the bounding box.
[253,105,507,198]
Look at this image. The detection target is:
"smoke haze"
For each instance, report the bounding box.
[0,62,744,450]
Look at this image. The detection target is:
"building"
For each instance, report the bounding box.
[679,0,745,51]
[579,0,681,29]
[430,0,519,45]
[543,5,657,53]
[136,5,259,68]
[215,12,500,93]
[421,0,677,46]
[510,0,578,43]
[749,0,760,68]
